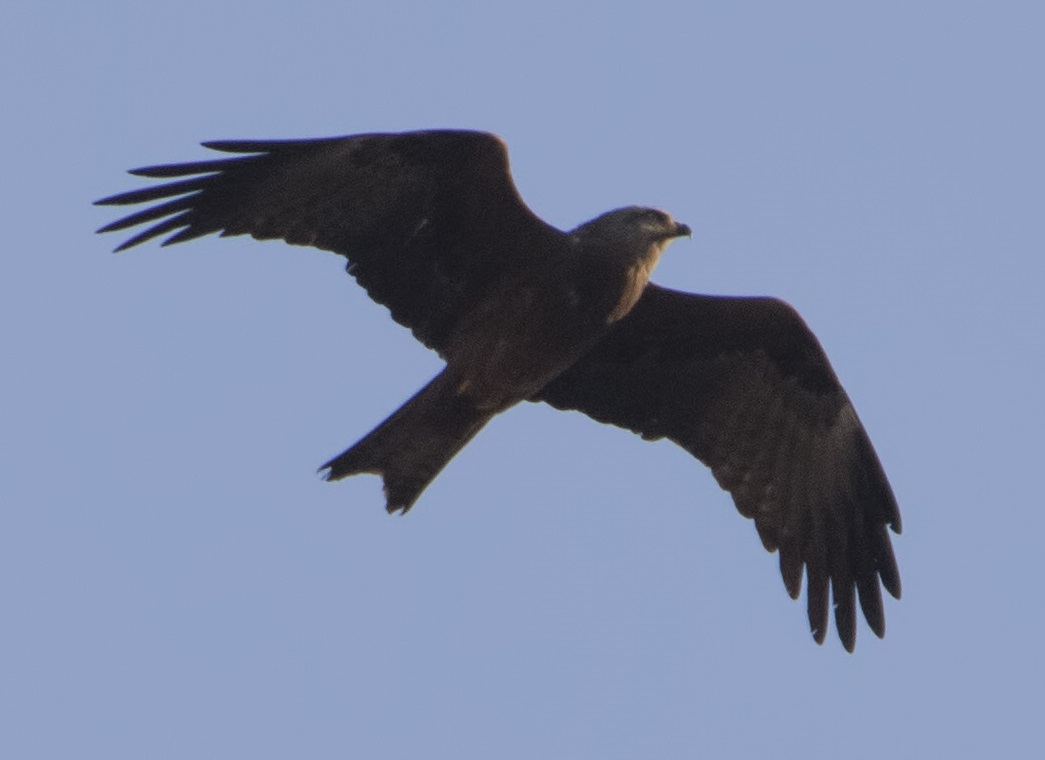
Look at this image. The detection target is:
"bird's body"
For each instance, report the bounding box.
[324,203,687,510]
[98,129,901,650]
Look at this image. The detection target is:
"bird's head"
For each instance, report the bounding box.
[570,206,690,324]
[574,206,690,249]
[572,206,690,270]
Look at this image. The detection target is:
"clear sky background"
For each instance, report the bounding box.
[3,2,1043,758]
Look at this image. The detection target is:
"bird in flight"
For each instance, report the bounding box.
[97,129,901,651]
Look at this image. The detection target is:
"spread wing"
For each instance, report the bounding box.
[537,284,902,651]
[96,130,567,352]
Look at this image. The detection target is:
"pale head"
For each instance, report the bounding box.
[573,206,690,250]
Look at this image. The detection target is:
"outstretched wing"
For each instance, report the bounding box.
[537,284,902,651]
[96,130,567,352]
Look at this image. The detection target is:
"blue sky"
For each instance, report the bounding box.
[3,2,1043,757]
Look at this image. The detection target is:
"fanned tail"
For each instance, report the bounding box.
[321,371,494,513]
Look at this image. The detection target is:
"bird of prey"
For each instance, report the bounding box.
[97,129,901,651]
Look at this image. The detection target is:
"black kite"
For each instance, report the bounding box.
[97,130,901,651]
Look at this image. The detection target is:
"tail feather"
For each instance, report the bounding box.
[320,371,494,513]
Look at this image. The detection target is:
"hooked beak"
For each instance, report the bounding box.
[673,222,692,238]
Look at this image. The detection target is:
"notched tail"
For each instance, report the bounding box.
[320,371,494,514]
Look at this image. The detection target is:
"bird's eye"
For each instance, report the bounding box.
[644,210,669,227]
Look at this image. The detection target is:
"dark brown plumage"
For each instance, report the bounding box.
[96,129,901,651]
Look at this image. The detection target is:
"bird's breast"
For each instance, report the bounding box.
[604,261,655,324]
